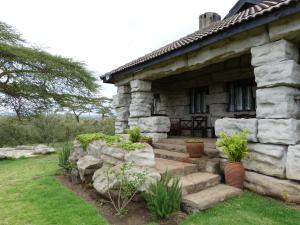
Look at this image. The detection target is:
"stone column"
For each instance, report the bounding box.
[251,39,300,182]
[128,80,153,128]
[114,85,131,134]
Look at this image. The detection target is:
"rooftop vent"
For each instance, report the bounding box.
[199,12,221,30]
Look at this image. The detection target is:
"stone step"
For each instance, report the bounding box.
[152,142,186,153]
[180,172,220,196]
[182,184,242,213]
[155,158,198,176]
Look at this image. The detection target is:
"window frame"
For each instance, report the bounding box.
[228,79,256,112]
[190,87,209,114]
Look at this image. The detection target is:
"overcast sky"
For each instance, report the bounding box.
[0,0,237,98]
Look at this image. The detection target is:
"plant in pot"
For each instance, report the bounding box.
[140,136,153,146]
[217,129,249,189]
[185,139,204,158]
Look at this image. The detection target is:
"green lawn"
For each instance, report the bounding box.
[0,154,299,225]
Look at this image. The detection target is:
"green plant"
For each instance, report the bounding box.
[106,162,148,216]
[58,144,72,171]
[76,133,122,151]
[217,129,250,162]
[117,142,144,151]
[143,172,182,219]
[126,127,141,143]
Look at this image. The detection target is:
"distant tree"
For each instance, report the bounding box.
[0,21,100,118]
[98,98,114,119]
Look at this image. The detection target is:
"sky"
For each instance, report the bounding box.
[0,0,237,98]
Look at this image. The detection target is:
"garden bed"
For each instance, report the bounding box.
[57,174,187,225]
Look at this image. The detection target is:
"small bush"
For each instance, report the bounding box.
[127,127,141,143]
[106,162,148,216]
[58,144,72,171]
[217,129,249,162]
[144,172,182,219]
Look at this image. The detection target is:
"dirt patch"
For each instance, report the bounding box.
[57,175,187,225]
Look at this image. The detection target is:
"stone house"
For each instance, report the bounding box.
[102,0,300,203]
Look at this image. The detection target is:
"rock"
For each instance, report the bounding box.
[124,143,156,168]
[77,155,103,182]
[115,121,128,134]
[258,119,300,145]
[256,87,300,119]
[34,144,55,155]
[87,140,106,158]
[93,163,160,195]
[128,118,139,128]
[138,116,171,133]
[102,146,125,161]
[251,39,299,67]
[69,141,87,163]
[117,85,131,94]
[130,80,151,92]
[15,145,35,150]
[101,155,123,166]
[70,168,81,184]
[215,118,258,142]
[131,92,153,104]
[141,133,168,142]
[115,107,130,122]
[254,60,300,88]
[129,104,151,118]
[244,171,300,203]
[248,143,287,158]
[286,145,300,181]
[113,93,131,108]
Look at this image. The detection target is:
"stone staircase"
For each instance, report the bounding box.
[154,139,242,213]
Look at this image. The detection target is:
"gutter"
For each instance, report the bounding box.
[102,0,300,84]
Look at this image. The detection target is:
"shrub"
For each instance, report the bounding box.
[127,127,141,143]
[217,129,250,162]
[58,144,73,171]
[143,172,182,219]
[0,114,115,147]
[106,162,148,216]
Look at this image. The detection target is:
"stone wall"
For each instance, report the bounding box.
[215,39,300,203]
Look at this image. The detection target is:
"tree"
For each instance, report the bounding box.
[0,21,99,118]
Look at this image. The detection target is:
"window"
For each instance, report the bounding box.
[190,88,209,114]
[228,79,256,112]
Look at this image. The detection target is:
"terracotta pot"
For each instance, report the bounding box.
[140,139,153,146]
[186,141,204,158]
[224,162,245,189]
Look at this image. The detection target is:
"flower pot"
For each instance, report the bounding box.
[224,162,245,189]
[185,141,204,158]
[140,139,153,146]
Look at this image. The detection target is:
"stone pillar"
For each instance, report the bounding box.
[250,39,300,184]
[129,80,153,125]
[114,85,131,134]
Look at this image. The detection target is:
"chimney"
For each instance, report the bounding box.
[199,12,221,30]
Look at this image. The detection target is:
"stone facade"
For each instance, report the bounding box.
[215,39,300,203]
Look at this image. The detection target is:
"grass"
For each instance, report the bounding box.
[0,154,299,225]
[181,191,300,225]
[0,154,109,225]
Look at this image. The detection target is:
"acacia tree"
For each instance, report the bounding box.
[0,21,99,118]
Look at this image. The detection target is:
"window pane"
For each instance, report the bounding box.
[229,84,235,112]
[190,89,195,114]
[245,86,253,111]
[196,91,201,113]
[235,86,243,111]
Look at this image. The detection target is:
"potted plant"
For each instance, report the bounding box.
[140,136,153,146]
[185,139,204,158]
[217,129,249,189]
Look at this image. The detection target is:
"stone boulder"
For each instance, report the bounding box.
[77,155,103,182]
[215,118,258,142]
[256,87,300,119]
[34,144,55,155]
[124,143,156,168]
[130,80,151,92]
[286,145,300,181]
[245,171,300,203]
[251,39,299,67]
[115,121,129,134]
[69,140,87,163]
[254,60,300,88]
[116,107,130,122]
[131,92,153,105]
[138,116,171,133]
[258,119,300,145]
[93,163,160,195]
[113,93,131,108]
[129,104,151,118]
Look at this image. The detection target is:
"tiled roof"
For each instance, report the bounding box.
[103,0,294,79]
